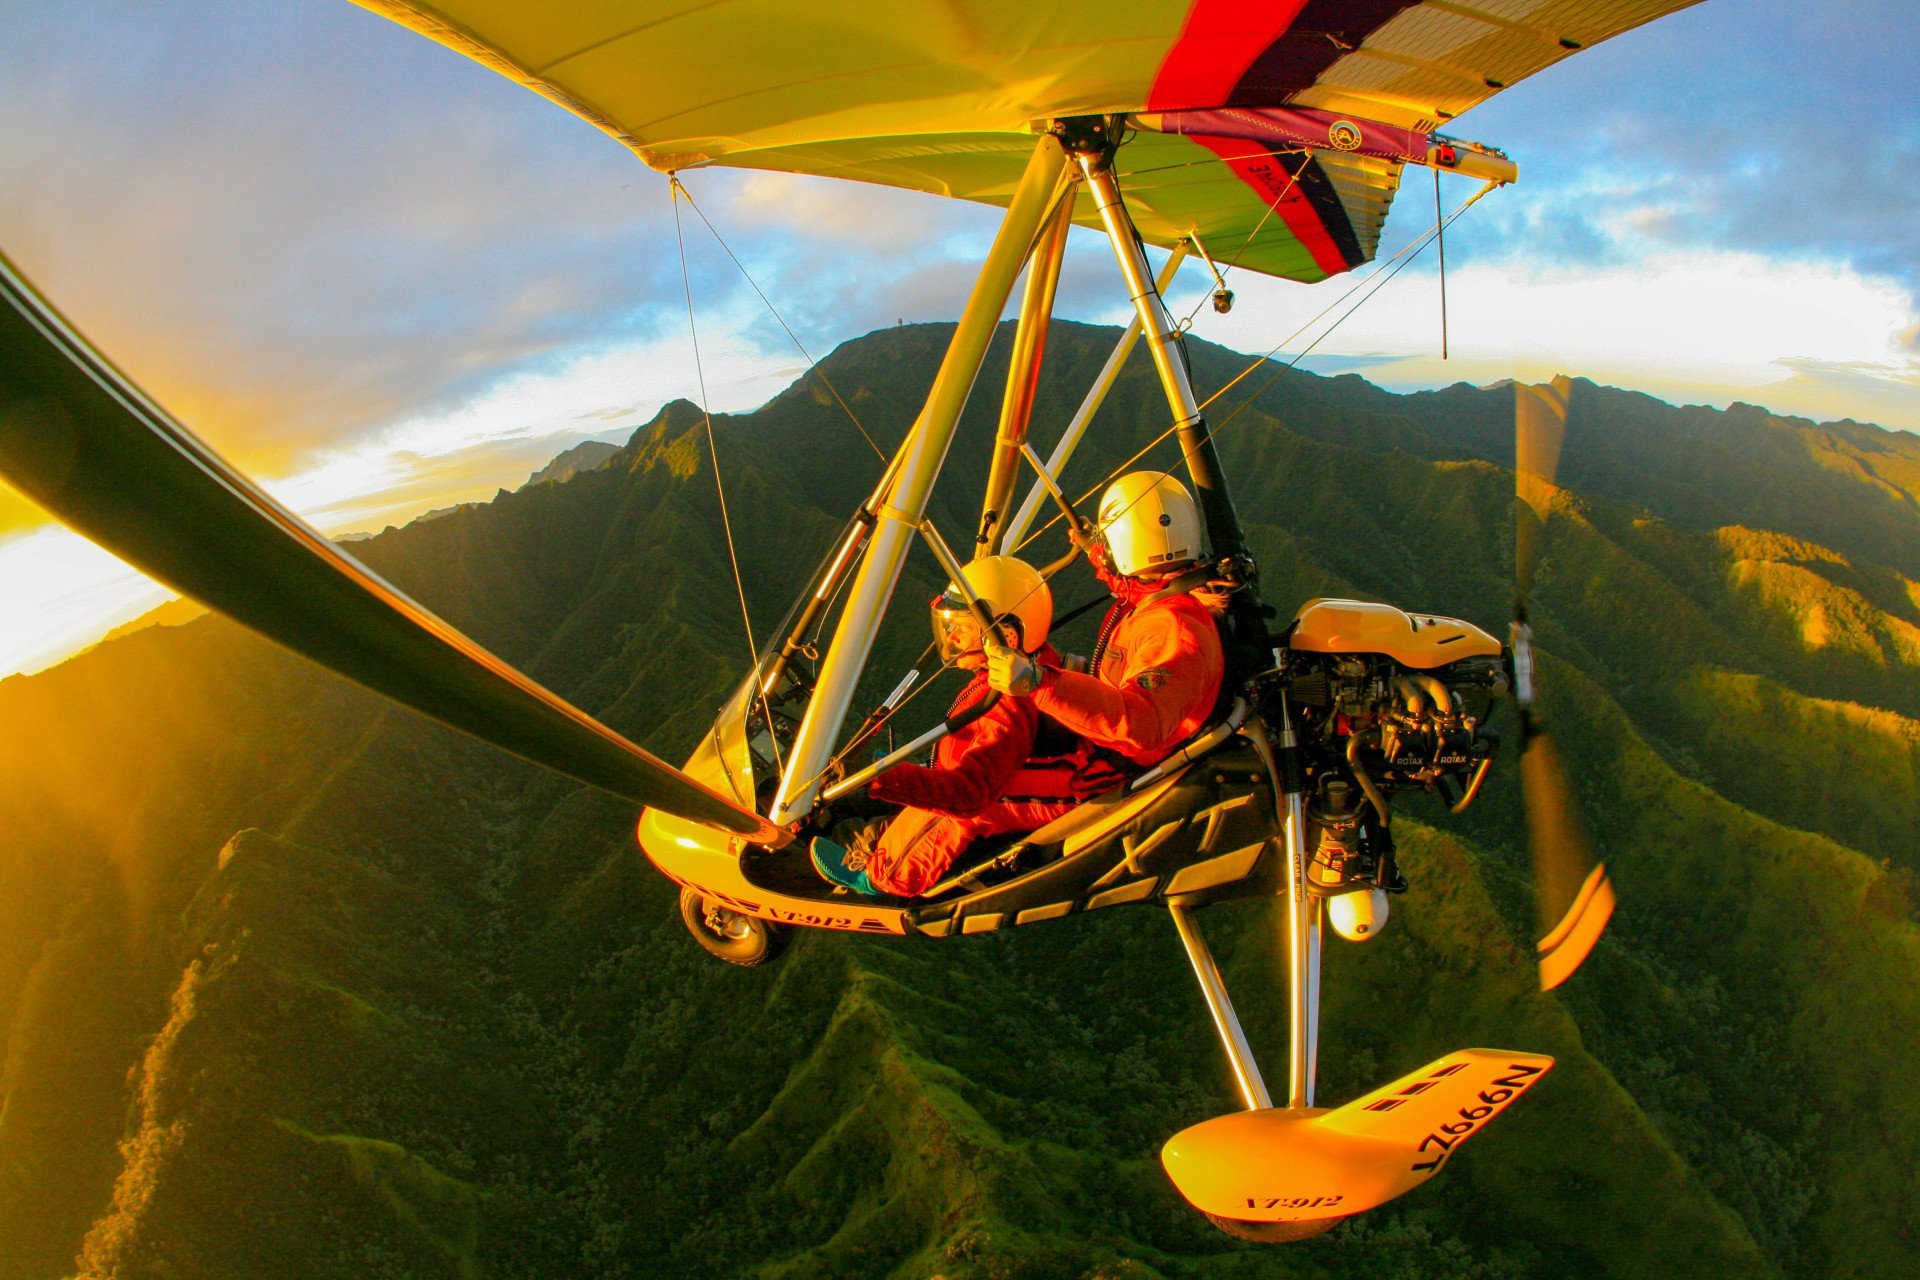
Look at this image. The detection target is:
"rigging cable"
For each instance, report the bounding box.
[803,583,1112,798]
[1435,166,1449,360]
[670,175,781,773]
[1013,176,1497,561]
[671,179,890,465]
[1196,177,1494,417]
[1193,178,1498,448]
[1176,153,1303,332]
[802,651,956,799]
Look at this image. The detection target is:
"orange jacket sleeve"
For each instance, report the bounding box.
[868,685,1041,816]
[1030,600,1222,764]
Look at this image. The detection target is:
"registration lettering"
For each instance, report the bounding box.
[1242,1194,1343,1211]
[689,884,891,933]
[1409,1062,1543,1174]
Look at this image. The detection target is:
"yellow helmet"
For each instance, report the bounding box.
[931,555,1052,659]
[1097,472,1204,577]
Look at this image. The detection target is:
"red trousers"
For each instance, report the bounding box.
[851,799,1078,898]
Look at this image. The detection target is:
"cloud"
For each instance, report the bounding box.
[265,318,800,523]
[299,429,617,534]
[1762,356,1920,430]
[0,526,170,677]
[687,171,1161,353]
[0,312,805,678]
[1438,0,1920,295]
[722,172,982,258]
[1186,246,1920,432]
[1440,135,1920,313]
[1291,353,1422,377]
[678,171,1010,350]
[0,2,752,488]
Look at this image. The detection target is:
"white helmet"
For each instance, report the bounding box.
[1328,887,1389,942]
[1097,472,1204,578]
[931,555,1052,660]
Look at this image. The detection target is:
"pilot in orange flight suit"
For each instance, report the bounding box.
[810,555,1080,898]
[988,472,1224,788]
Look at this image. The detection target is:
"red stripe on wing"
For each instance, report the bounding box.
[1148,0,1311,111]
[1185,134,1353,277]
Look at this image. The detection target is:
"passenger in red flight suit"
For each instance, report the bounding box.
[987,472,1224,787]
[810,555,1079,898]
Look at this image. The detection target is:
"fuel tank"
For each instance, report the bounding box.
[1288,598,1500,669]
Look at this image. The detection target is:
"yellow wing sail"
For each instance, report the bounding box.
[355,1,1703,282]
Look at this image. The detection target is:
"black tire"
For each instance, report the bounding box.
[679,886,790,967]
[1205,1213,1345,1244]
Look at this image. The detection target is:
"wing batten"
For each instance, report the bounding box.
[0,254,782,843]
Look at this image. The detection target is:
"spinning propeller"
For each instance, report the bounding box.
[1511,377,1615,989]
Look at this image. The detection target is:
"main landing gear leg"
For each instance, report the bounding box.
[1169,707,1327,1116]
[1169,899,1348,1245]
[1162,707,1549,1246]
[1167,902,1272,1110]
[1279,706,1323,1109]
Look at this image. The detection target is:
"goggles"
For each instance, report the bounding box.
[930,592,988,663]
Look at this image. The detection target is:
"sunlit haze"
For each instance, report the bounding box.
[3,0,1915,677]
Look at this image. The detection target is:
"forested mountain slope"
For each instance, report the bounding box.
[1,322,1915,1279]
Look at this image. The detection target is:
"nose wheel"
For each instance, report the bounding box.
[679,886,790,966]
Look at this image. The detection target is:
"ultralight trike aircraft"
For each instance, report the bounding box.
[0,0,1692,1243]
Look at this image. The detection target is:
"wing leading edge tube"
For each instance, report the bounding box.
[0,253,783,845]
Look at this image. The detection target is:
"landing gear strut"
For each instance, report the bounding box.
[1166,893,1346,1242]
[1164,700,1348,1242]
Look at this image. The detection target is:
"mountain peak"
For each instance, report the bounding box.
[521,440,622,490]
[630,398,707,442]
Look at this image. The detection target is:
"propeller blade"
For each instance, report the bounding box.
[1520,727,1614,990]
[1511,375,1610,989]
[0,252,785,846]
[1513,375,1571,607]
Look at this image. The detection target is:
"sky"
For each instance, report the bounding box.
[1,0,1916,677]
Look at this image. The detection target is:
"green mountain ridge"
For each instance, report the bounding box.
[522,440,624,491]
[1,322,1915,1278]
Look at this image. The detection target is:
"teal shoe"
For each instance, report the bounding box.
[811,837,879,897]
